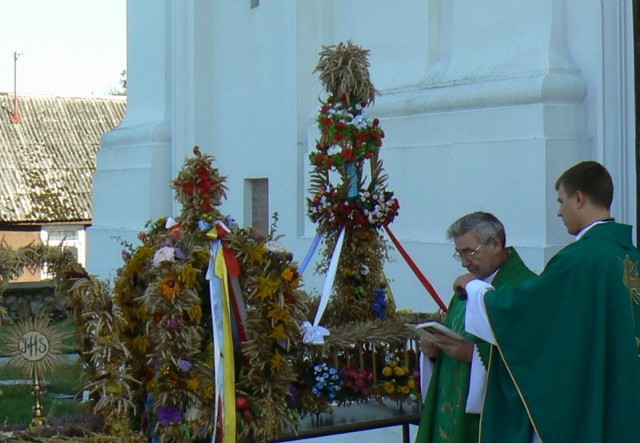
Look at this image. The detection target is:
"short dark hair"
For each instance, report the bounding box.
[447,211,506,247]
[554,161,613,209]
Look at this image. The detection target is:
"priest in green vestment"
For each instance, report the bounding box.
[461,161,640,443]
[415,212,535,443]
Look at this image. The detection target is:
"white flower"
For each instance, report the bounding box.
[153,246,175,266]
[351,114,369,129]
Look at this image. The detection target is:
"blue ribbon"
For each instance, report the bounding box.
[299,232,322,274]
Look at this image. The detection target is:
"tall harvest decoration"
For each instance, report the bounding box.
[307,41,400,327]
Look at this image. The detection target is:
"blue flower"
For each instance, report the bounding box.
[372,285,389,320]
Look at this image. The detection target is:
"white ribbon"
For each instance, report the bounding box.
[301,226,346,345]
[165,216,179,229]
[206,240,224,440]
[300,321,331,344]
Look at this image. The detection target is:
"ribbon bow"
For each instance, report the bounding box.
[300,321,330,345]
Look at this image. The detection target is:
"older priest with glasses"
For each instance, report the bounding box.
[459,161,640,442]
[416,211,535,443]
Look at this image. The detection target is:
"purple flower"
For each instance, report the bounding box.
[174,247,186,260]
[177,359,192,372]
[168,318,180,329]
[157,405,183,425]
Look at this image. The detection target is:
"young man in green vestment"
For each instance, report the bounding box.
[415,212,535,443]
[461,161,640,443]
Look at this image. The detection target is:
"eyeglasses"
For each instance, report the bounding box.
[453,244,483,262]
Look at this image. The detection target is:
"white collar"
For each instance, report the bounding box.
[575,218,614,240]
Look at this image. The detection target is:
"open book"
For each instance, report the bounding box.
[405,321,464,342]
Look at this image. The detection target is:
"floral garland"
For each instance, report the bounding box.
[307,98,399,231]
[309,99,384,170]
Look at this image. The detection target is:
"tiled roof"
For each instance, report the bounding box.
[0,94,126,224]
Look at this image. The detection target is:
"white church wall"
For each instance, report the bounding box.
[89,0,173,280]
[89,0,633,324]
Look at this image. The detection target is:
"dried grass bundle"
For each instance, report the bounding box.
[314,40,378,105]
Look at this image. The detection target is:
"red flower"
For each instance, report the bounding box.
[197,166,211,181]
[322,117,333,127]
[180,180,196,195]
[357,132,368,142]
[341,149,355,161]
[372,118,380,127]
[284,292,297,304]
[335,121,346,131]
[201,197,213,212]
[334,133,345,142]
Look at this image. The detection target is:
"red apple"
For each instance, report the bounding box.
[242,408,254,422]
[235,395,249,410]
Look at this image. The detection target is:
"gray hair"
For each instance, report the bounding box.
[447,211,506,246]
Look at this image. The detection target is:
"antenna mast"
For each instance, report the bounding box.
[9,51,23,124]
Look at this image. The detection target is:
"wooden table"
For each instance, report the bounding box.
[273,399,421,443]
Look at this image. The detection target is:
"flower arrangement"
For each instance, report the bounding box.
[376,360,420,401]
[340,364,374,400]
[309,362,343,400]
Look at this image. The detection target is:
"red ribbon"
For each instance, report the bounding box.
[384,225,448,312]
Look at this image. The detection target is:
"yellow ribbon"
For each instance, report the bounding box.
[214,243,236,442]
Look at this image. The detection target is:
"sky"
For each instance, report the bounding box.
[0,0,126,97]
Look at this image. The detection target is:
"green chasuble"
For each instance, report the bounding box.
[482,223,640,443]
[416,248,535,443]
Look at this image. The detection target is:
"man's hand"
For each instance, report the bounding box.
[453,273,478,293]
[419,338,440,360]
[434,334,474,362]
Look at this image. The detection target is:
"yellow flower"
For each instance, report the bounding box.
[399,385,410,394]
[268,324,288,341]
[246,245,266,264]
[203,382,215,400]
[256,276,279,300]
[132,335,151,354]
[188,305,202,324]
[177,263,199,288]
[407,379,416,389]
[105,380,124,395]
[393,366,405,377]
[382,366,392,377]
[160,275,182,300]
[192,249,211,268]
[281,267,294,281]
[384,382,395,394]
[186,377,201,391]
[267,305,291,324]
[271,350,284,371]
